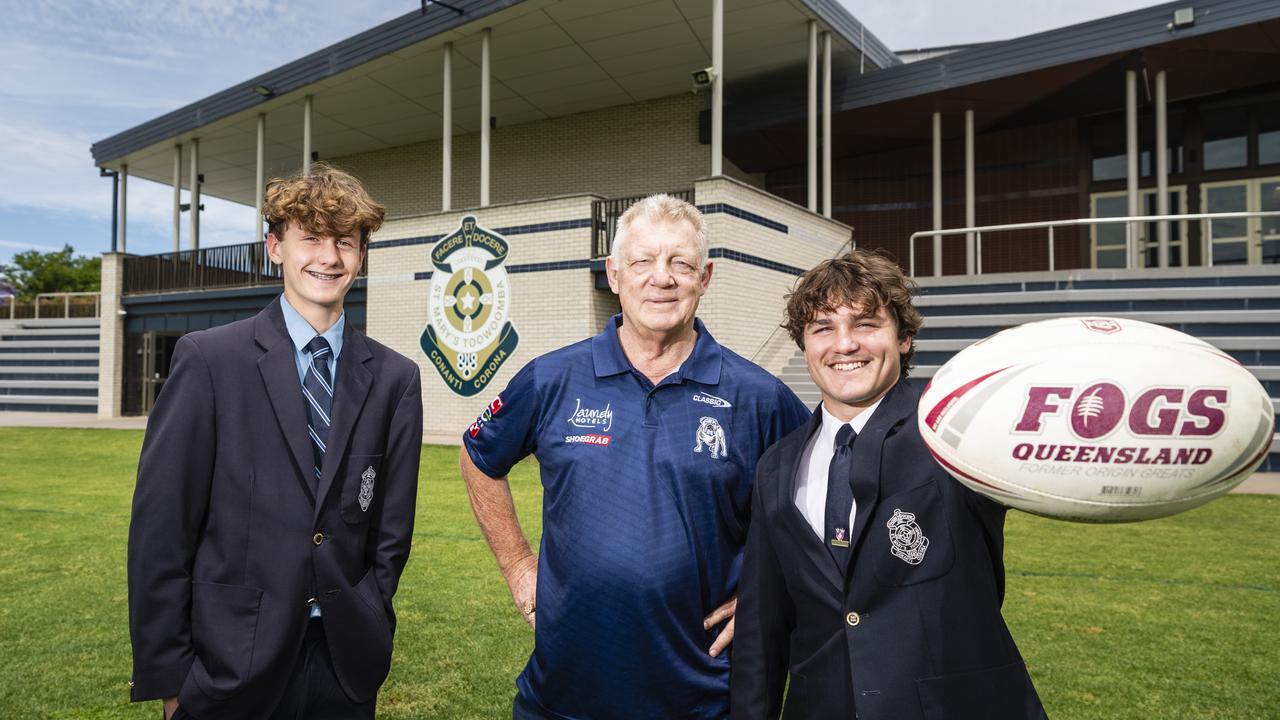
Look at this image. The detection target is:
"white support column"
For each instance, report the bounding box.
[119,163,128,254]
[1125,70,1139,268]
[189,138,200,251]
[98,252,125,418]
[442,42,453,212]
[255,113,266,241]
[807,21,818,212]
[302,95,313,173]
[1156,70,1169,268]
[480,28,491,206]
[964,110,975,275]
[711,0,724,177]
[822,32,832,218]
[172,144,182,253]
[932,111,942,276]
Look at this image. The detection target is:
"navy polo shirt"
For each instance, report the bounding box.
[464,314,810,719]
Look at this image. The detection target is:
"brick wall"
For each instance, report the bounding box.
[368,181,848,443]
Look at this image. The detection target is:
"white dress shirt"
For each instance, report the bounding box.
[793,399,883,541]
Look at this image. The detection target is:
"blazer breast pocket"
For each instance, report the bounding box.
[341,454,383,524]
[870,481,955,587]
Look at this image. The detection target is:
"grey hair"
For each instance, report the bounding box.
[609,194,708,268]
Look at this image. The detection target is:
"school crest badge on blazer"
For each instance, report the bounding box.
[359,465,376,512]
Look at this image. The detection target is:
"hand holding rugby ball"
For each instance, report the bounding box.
[918,317,1273,522]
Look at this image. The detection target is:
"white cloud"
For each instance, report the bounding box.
[0,239,64,252]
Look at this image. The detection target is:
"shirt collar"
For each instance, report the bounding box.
[591,313,722,385]
[279,293,345,359]
[818,396,883,448]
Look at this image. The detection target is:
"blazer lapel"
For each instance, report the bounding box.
[314,326,373,518]
[255,298,317,504]
[778,409,845,593]
[845,380,916,572]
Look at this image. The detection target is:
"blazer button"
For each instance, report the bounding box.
[846,611,861,627]
[313,532,325,545]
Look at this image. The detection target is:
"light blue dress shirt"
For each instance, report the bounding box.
[279,293,345,387]
[279,294,344,619]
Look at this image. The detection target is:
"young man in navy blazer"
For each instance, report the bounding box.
[731,251,1045,719]
[127,164,423,720]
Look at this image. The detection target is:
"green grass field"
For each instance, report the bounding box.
[0,427,1276,719]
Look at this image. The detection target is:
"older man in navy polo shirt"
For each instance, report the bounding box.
[460,194,810,719]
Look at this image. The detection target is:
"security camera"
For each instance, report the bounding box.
[691,67,717,93]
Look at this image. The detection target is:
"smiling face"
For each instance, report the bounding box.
[267,221,363,326]
[605,217,711,340]
[803,302,912,421]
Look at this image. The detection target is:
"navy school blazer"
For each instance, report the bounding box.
[731,378,1047,720]
[127,297,422,720]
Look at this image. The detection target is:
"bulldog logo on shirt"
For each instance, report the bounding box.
[693,416,728,459]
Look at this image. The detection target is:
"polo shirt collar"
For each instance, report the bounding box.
[591,313,723,385]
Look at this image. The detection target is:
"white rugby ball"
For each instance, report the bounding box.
[918,316,1274,522]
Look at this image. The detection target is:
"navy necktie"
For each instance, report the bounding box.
[302,336,333,484]
[825,424,856,569]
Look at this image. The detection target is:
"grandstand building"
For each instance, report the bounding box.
[61,0,1280,466]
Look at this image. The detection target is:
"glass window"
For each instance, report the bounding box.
[1261,132,1280,166]
[1202,107,1249,171]
[1205,185,1248,239]
[1092,155,1126,181]
[1259,102,1280,165]
[1094,195,1128,248]
[1212,242,1248,265]
[1097,248,1127,268]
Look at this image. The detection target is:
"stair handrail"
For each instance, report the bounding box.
[4,291,102,320]
[908,211,1280,277]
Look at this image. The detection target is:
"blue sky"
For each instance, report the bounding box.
[0,0,1157,268]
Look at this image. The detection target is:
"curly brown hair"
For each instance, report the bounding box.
[263,163,385,246]
[783,249,923,376]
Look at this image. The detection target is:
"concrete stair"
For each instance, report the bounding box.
[777,268,1280,472]
[0,318,99,413]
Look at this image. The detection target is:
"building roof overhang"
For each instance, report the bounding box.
[91,0,896,207]
[725,0,1280,170]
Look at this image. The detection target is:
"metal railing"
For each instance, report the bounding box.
[591,189,695,258]
[122,240,367,296]
[908,211,1280,277]
[1,292,101,320]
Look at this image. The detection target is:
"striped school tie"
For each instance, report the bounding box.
[302,336,333,485]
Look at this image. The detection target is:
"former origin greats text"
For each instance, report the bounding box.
[1008,382,1228,465]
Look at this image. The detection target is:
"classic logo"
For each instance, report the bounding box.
[358,466,376,512]
[692,392,732,408]
[1081,318,1122,335]
[886,508,929,565]
[693,416,728,459]
[468,394,504,438]
[421,216,519,397]
[568,398,613,432]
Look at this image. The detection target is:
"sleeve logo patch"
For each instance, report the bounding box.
[468,394,504,437]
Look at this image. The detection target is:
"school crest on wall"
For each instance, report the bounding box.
[421,215,519,396]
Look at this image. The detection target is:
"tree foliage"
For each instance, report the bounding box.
[7,245,100,300]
